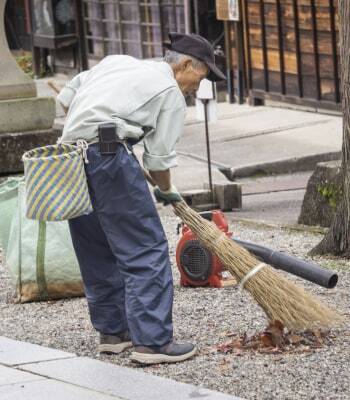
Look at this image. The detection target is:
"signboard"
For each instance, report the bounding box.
[196,80,218,123]
[196,79,215,100]
[216,0,240,21]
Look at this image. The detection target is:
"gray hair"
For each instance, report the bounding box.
[164,50,206,71]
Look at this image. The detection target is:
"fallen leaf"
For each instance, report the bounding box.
[214,323,330,356]
[263,320,285,347]
[288,334,303,345]
[216,340,235,354]
[259,347,283,355]
[312,329,324,345]
[241,332,248,346]
[260,333,274,347]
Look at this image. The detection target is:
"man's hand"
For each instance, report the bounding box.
[149,170,171,191]
[148,170,182,205]
[153,184,182,206]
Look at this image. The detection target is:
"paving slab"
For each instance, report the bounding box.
[0,336,76,366]
[185,102,266,125]
[0,365,43,386]
[0,379,121,400]
[181,106,339,145]
[241,172,312,195]
[233,189,306,225]
[21,356,241,400]
[181,119,342,168]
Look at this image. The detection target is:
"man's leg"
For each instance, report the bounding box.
[85,144,174,347]
[68,210,128,336]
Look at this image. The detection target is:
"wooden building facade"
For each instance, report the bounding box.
[7,1,226,79]
[229,0,341,111]
[6,1,188,74]
[7,0,340,111]
[77,1,224,67]
[81,0,186,63]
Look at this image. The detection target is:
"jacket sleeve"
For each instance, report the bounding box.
[57,70,90,108]
[142,88,186,171]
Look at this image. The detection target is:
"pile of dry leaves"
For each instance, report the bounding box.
[211,320,332,356]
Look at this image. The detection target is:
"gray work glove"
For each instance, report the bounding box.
[153,184,183,206]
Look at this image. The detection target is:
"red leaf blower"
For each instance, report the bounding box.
[175,211,338,289]
[176,211,232,288]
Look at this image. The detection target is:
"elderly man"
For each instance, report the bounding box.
[57,32,225,364]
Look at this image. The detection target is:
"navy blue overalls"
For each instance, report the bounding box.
[68,141,174,347]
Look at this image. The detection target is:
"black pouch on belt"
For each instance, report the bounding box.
[98,122,119,155]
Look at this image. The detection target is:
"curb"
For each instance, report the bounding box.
[219,151,341,180]
[232,217,327,235]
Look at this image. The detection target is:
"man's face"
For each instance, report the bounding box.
[174,59,209,96]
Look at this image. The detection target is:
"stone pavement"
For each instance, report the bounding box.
[174,102,342,191]
[0,336,240,400]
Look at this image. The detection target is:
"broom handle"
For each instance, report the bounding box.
[142,169,185,210]
[47,80,62,94]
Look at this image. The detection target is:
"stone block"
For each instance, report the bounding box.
[0,129,60,174]
[180,188,213,207]
[181,184,242,211]
[194,202,220,212]
[298,160,342,227]
[0,336,76,366]
[202,183,242,211]
[0,97,55,133]
[213,183,242,211]
[22,357,240,400]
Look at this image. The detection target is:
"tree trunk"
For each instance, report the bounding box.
[310,0,350,257]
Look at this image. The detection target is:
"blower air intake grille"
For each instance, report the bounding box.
[179,240,213,282]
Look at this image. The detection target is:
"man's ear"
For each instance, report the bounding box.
[182,59,192,72]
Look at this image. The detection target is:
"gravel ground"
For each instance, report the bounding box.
[0,207,349,400]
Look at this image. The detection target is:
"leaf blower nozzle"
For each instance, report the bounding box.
[234,239,338,289]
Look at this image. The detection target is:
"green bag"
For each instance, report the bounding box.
[2,180,84,303]
[0,177,23,254]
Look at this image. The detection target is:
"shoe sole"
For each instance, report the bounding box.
[130,347,197,364]
[98,341,133,354]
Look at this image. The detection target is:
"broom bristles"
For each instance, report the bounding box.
[173,202,344,330]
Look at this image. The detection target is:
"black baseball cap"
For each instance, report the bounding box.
[164,32,226,82]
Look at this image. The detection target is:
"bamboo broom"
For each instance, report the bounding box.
[143,170,343,329]
[171,201,344,330]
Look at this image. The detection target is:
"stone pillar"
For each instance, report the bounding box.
[0,0,36,100]
[0,0,57,174]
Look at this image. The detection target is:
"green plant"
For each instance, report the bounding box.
[15,53,34,78]
[317,183,342,209]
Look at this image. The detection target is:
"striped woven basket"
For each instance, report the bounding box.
[22,144,93,221]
